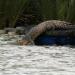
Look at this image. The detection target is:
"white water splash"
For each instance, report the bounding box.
[0,34,75,75]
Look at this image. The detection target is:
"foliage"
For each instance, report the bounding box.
[37,0,57,20]
[0,0,75,29]
[56,0,69,20]
[0,0,28,29]
[34,0,75,23]
[66,0,75,23]
[56,0,75,23]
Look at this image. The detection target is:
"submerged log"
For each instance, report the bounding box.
[18,20,75,45]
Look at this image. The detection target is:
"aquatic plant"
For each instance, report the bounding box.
[0,0,28,29]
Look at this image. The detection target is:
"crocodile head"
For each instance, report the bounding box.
[17,35,34,45]
[17,39,33,45]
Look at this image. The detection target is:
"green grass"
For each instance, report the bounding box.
[0,0,75,29]
[0,0,28,29]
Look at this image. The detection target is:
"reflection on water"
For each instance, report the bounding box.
[0,34,75,75]
[34,34,75,46]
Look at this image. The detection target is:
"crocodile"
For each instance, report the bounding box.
[17,20,75,45]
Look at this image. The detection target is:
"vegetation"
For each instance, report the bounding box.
[0,0,75,29]
[0,0,28,29]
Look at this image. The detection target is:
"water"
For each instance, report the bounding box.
[34,34,75,45]
[0,34,75,75]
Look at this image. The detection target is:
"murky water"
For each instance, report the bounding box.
[0,34,75,75]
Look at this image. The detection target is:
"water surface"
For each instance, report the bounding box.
[0,34,75,75]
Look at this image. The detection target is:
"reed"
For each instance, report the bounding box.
[35,0,75,23]
[0,0,75,29]
[0,0,28,29]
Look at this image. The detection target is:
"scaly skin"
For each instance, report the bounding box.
[18,20,74,45]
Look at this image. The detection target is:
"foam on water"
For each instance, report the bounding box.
[0,34,75,75]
